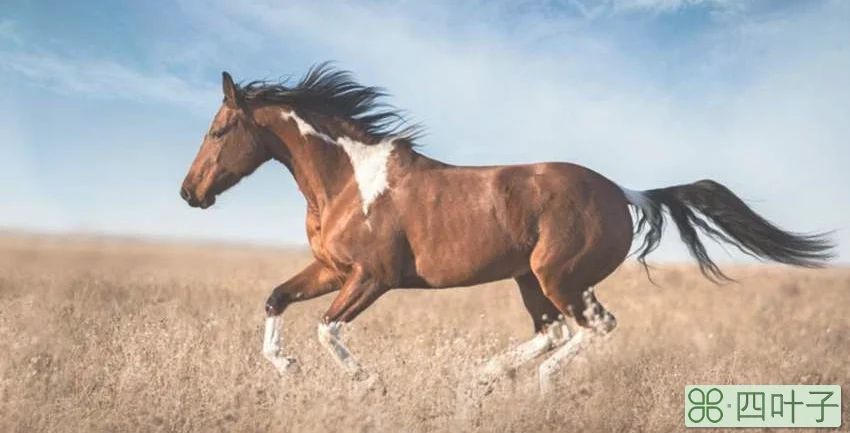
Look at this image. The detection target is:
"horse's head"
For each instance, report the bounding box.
[180,72,273,209]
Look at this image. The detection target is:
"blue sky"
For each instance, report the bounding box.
[1,0,848,264]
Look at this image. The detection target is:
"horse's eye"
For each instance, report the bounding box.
[209,122,235,138]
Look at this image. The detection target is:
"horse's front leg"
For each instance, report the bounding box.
[263,260,345,375]
[317,265,389,393]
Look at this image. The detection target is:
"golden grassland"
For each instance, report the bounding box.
[0,233,848,432]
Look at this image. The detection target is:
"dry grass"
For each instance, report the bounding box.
[0,232,848,433]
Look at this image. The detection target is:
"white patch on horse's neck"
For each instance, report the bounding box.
[281,110,394,216]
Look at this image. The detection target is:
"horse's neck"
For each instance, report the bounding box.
[289,143,352,214]
[258,107,352,214]
[295,134,440,221]
[263,106,441,218]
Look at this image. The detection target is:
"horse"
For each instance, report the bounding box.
[179,62,835,396]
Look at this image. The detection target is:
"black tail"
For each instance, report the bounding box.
[627,179,836,283]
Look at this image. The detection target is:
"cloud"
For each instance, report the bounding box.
[0,50,219,116]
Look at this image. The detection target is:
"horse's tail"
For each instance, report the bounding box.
[619,179,836,283]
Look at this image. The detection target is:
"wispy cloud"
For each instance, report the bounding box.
[0,50,218,115]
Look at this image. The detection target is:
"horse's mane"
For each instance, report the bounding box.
[237,62,424,146]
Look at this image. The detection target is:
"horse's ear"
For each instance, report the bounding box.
[222,71,243,108]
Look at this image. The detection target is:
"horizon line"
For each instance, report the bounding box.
[2,226,847,268]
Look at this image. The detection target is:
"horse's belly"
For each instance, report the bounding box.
[407,229,531,288]
[398,165,540,288]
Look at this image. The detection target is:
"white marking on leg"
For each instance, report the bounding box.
[455,320,570,426]
[538,330,591,396]
[317,322,385,396]
[478,333,551,383]
[262,316,279,356]
[281,109,395,216]
[262,316,298,374]
[583,287,617,335]
[317,322,363,377]
[536,291,616,395]
[477,320,570,384]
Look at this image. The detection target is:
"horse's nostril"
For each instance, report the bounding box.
[180,187,192,202]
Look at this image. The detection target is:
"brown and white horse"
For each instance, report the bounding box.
[180,63,835,395]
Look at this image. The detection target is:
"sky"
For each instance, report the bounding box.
[1,0,848,264]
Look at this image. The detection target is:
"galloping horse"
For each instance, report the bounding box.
[180,63,835,394]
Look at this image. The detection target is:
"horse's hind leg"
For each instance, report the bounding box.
[456,273,571,425]
[518,272,570,335]
[536,284,617,396]
[475,273,570,385]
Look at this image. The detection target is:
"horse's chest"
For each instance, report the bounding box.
[309,208,373,265]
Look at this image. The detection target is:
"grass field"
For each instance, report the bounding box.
[0,232,848,432]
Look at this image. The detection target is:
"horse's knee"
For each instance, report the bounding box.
[265,288,292,316]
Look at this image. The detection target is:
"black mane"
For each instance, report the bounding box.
[237,62,424,145]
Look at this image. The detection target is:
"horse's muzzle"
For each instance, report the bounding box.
[180,186,215,209]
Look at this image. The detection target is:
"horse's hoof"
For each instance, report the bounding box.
[266,355,300,376]
[351,372,386,399]
[281,356,300,374]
